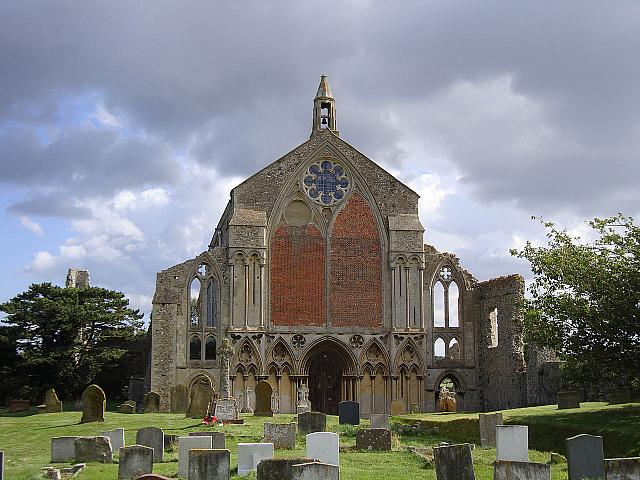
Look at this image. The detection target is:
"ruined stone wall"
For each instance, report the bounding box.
[526,344,563,405]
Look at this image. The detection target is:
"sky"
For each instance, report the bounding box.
[1,1,639,320]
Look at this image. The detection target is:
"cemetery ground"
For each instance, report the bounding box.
[0,402,638,479]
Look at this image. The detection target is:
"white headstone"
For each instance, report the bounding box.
[237,442,274,476]
[51,436,79,463]
[101,428,125,453]
[306,432,339,466]
[496,425,529,462]
[178,436,212,479]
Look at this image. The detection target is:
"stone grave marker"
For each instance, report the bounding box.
[117,400,136,414]
[170,384,189,413]
[118,445,153,480]
[291,462,340,480]
[137,475,172,480]
[178,436,212,478]
[214,398,240,421]
[45,388,63,413]
[187,383,215,418]
[80,384,106,423]
[136,427,165,462]
[356,428,392,451]
[296,383,311,414]
[100,428,125,453]
[410,403,421,414]
[557,391,581,410]
[496,425,528,462]
[608,387,632,405]
[143,392,160,413]
[566,434,604,480]
[306,432,339,466]
[433,443,475,480]
[51,436,78,463]
[189,432,226,449]
[189,449,230,480]
[493,460,550,480]
[369,414,390,429]
[338,400,359,425]
[74,436,113,463]
[391,400,406,415]
[256,458,316,480]
[254,381,274,416]
[605,457,640,479]
[263,422,297,449]
[298,411,326,435]
[479,412,503,448]
[237,443,274,476]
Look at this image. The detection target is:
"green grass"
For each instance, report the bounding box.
[3,403,635,479]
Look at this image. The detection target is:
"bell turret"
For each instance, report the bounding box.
[312,75,338,135]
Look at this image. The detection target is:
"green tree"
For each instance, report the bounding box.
[511,214,640,396]
[0,283,145,400]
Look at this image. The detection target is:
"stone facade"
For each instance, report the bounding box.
[150,76,556,414]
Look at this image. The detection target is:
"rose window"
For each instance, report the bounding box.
[303,160,350,205]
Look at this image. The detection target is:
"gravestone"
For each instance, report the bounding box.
[605,457,640,479]
[433,443,475,480]
[189,432,226,449]
[608,387,632,405]
[170,384,189,413]
[257,458,316,480]
[306,432,339,466]
[356,428,392,451]
[566,434,604,480]
[479,412,503,448]
[493,460,550,480]
[370,414,390,429]
[237,443,274,476]
[51,436,78,462]
[298,411,326,435]
[189,449,230,480]
[118,445,153,480]
[291,462,340,480]
[118,400,136,414]
[557,391,581,410]
[74,436,113,463]
[296,383,311,414]
[390,400,406,415]
[338,401,359,425]
[136,427,165,462]
[80,384,106,423]
[100,428,125,453]
[214,398,240,421]
[240,386,254,414]
[178,436,212,479]
[143,392,160,413]
[263,422,297,449]
[410,403,421,414]
[254,381,274,416]
[137,475,172,480]
[496,425,528,462]
[187,383,215,418]
[45,388,63,413]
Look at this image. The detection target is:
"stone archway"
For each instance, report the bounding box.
[435,373,464,412]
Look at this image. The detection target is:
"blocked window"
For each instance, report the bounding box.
[205,337,216,360]
[434,338,446,358]
[189,336,202,360]
[489,307,499,348]
[433,282,445,327]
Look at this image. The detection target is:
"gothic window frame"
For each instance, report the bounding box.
[189,334,202,361]
[432,264,464,363]
[187,259,219,364]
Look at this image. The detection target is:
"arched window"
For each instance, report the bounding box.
[190,277,201,327]
[433,282,445,327]
[206,277,218,327]
[189,336,202,360]
[434,338,446,358]
[448,281,459,327]
[449,337,461,360]
[205,337,216,360]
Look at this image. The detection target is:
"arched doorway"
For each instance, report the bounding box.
[435,374,463,412]
[307,345,350,415]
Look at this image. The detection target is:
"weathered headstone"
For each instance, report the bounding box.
[80,384,106,423]
[298,411,326,435]
[296,383,311,414]
[557,391,581,410]
[496,425,528,462]
[338,401,359,425]
[214,398,240,422]
[369,414,390,429]
[187,383,215,418]
[51,437,79,463]
[566,434,604,480]
[608,387,632,405]
[143,391,160,413]
[100,428,125,453]
[390,400,406,415]
[605,457,640,479]
[118,400,136,414]
[356,428,392,451]
[254,381,274,417]
[178,436,212,479]
[189,432,226,449]
[241,386,254,414]
[433,443,475,480]
[237,443,274,476]
[291,462,340,480]
[306,432,339,466]
[256,458,316,480]
[263,422,297,449]
[170,384,189,413]
[128,376,145,407]
[118,445,153,480]
[74,436,113,463]
[479,412,503,448]
[189,449,230,480]
[45,388,63,413]
[493,460,550,480]
[136,427,165,462]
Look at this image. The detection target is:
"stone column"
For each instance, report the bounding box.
[218,338,235,399]
[259,263,265,327]
[391,266,397,328]
[229,263,235,327]
[244,261,249,328]
[405,266,410,329]
[419,267,425,330]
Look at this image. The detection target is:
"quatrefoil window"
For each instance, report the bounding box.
[302,160,350,205]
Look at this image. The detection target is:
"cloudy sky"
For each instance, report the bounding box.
[1,1,639,319]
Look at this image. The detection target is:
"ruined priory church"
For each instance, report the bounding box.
[151,76,555,415]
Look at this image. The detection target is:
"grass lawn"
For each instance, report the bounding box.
[1,402,636,479]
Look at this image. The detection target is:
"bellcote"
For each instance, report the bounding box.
[312,75,338,136]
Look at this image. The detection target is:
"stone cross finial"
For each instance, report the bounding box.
[218,338,234,399]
